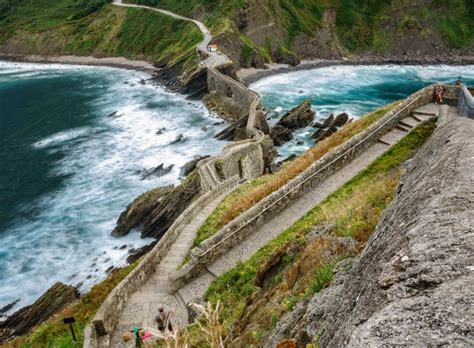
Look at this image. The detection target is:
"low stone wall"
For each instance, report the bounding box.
[83,176,240,348]
[458,85,474,118]
[197,67,266,191]
[171,85,444,289]
[207,68,256,119]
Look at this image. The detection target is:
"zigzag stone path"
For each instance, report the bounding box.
[177,104,443,304]
[109,189,233,347]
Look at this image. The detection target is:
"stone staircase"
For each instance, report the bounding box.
[175,103,444,305]
[107,188,235,347]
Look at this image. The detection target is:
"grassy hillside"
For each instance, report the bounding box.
[129,0,473,68]
[0,0,202,70]
[1,0,472,69]
[199,120,436,346]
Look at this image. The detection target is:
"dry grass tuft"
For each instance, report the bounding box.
[218,103,397,228]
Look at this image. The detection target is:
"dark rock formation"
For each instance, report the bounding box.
[180,155,210,177]
[267,116,474,347]
[277,100,315,130]
[155,127,166,135]
[112,186,173,237]
[141,172,202,239]
[126,241,158,264]
[270,125,293,146]
[140,164,174,180]
[170,134,186,145]
[0,300,20,321]
[0,283,79,342]
[270,101,316,146]
[260,135,278,172]
[214,115,248,141]
[311,112,349,142]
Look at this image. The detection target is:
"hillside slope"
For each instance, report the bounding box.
[265,113,474,347]
[129,0,474,68]
[0,0,201,71]
[1,0,472,73]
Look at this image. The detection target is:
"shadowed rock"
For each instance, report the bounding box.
[141,172,202,239]
[277,100,315,130]
[140,164,174,180]
[180,155,210,177]
[270,125,293,145]
[311,112,349,142]
[0,283,79,342]
[112,185,174,237]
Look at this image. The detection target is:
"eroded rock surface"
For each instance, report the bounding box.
[277,100,315,130]
[112,185,173,237]
[0,283,79,342]
[267,116,474,347]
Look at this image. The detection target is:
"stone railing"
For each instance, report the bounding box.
[197,66,266,191]
[83,176,240,348]
[458,85,474,118]
[171,84,446,288]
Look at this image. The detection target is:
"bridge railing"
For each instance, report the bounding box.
[458,85,474,118]
[171,84,447,289]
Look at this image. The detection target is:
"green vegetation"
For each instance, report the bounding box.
[7,261,139,348]
[0,0,202,70]
[186,102,398,256]
[200,120,435,345]
[1,0,472,69]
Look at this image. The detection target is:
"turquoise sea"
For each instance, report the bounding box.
[1,62,473,315]
[0,61,226,314]
[252,65,474,158]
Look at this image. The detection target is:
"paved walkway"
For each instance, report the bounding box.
[177,104,443,303]
[109,190,232,347]
[112,0,230,68]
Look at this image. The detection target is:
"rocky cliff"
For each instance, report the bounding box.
[267,116,474,346]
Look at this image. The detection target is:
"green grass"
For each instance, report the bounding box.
[7,261,140,347]
[0,1,202,69]
[203,120,436,333]
[186,102,398,256]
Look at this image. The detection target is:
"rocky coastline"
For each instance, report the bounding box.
[240,55,474,85]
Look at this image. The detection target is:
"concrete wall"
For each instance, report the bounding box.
[171,85,445,289]
[458,85,474,118]
[83,177,240,348]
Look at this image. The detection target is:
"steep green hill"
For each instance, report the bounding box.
[0,0,202,70]
[129,0,474,68]
[0,0,472,71]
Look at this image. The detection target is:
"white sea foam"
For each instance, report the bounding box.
[0,62,227,314]
[252,64,474,159]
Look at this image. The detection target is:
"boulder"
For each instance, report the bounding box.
[141,172,202,239]
[170,134,186,145]
[140,164,174,180]
[112,185,173,237]
[270,125,293,146]
[180,156,210,177]
[0,283,79,342]
[127,241,158,264]
[332,112,349,127]
[311,112,349,142]
[277,100,315,130]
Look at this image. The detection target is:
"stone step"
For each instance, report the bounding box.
[377,138,392,146]
[396,124,411,133]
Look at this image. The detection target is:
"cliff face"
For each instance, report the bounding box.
[268,115,474,346]
[212,0,474,68]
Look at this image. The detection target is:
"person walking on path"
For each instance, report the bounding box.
[435,84,444,104]
[154,305,174,332]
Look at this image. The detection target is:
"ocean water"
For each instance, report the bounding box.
[0,61,227,314]
[251,65,474,158]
